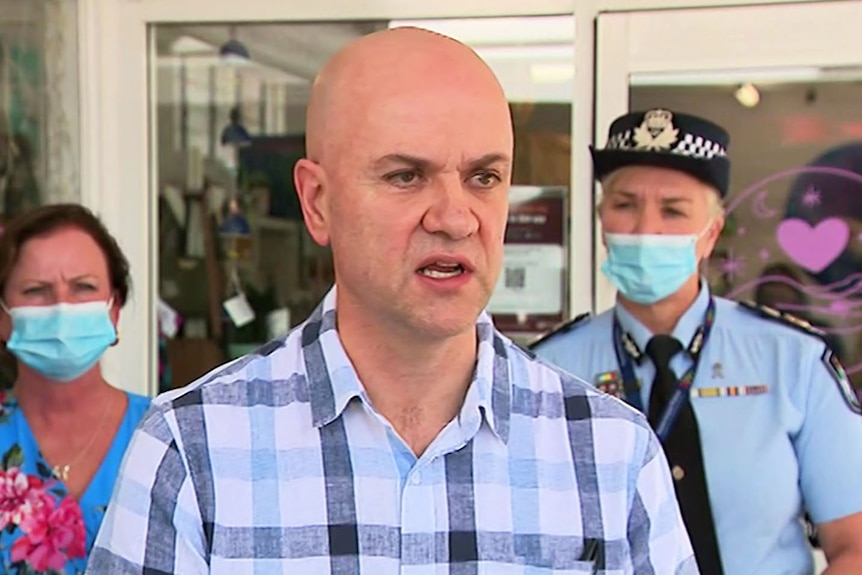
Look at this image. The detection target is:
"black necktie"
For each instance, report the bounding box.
[645,335,725,575]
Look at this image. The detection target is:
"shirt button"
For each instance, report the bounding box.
[411,472,422,485]
[672,465,685,481]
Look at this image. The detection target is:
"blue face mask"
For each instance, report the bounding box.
[601,231,704,304]
[3,299,117,382]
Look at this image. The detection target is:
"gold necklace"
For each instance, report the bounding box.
[51,393,114,482]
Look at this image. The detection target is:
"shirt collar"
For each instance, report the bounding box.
[615,280,711,358]
[304,286,510,444]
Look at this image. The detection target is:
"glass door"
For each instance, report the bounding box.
[595,1,862,364]
[102,0,577,396]
[595,5,862,570]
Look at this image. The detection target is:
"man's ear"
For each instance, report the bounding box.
[294,158,331,246]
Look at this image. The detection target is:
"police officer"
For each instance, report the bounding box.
[531,109,862,575]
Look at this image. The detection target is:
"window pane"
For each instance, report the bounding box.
[632,75,862,392]
[0,0,80,222]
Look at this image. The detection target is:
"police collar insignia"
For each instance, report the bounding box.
[690,329,705,355]
[621,331,642,362]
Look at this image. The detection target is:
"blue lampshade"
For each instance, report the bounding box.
[220,38,250,60]
[220,211,251,236]
[220,123,251,147]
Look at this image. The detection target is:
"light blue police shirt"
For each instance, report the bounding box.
[532,283,862,575]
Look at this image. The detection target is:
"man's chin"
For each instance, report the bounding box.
[408,309,483,341]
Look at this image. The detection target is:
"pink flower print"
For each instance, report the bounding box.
[55,497,87,559]
[0,468,52,531]
[11,496,86,572]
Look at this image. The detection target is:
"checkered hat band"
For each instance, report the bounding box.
[606,129,727,159]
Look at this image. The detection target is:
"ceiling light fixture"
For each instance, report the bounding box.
[220,26,250,61]
[734,82,760,107]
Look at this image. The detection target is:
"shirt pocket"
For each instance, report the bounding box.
[508,534,599,572]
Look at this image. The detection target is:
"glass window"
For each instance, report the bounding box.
[0,0,80,222]
[151,17,574,390]
[631,72,862,391]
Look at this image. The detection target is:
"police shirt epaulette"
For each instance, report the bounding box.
[527,312,592,350]
[737,300,826,339]
[738,302,862,416]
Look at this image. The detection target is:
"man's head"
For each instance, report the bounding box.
[591,109,730,304]
[294,27,513,339]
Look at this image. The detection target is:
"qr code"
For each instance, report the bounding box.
[505,267,526,289]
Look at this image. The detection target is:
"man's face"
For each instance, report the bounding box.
[306,78,513,340]
[599,165,723,262]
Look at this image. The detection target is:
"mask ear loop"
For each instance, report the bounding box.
[106,295,120,346]
[0,301,7,348]
[697,218,717,240]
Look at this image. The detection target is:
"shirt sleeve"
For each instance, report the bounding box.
[793,341,862,524]
[85,406,209,575]
[627,431,700,575]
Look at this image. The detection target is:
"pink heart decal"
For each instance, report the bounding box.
[776,218,849,273]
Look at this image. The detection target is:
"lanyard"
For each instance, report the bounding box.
[612,297,716,442]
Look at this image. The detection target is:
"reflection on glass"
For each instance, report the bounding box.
[0,0,80,388]
[0,0,80,221]
[152,17,574,390]
[632,74,862,394]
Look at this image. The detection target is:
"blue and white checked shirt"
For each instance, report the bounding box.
[86,288,697,575]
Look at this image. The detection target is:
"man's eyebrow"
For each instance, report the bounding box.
[462,152,511,171]
[371,152,511,173]
[372,153,437,171]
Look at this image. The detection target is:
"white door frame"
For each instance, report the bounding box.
[592,0,862,314]
[77,0,579,397]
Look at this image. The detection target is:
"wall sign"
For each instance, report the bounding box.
[488,185,567,334]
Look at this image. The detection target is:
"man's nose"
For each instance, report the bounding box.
[421,176,479,240]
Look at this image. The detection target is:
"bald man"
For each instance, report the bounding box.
[86,28,696,575]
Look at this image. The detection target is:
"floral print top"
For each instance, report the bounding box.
[0,389,150,574]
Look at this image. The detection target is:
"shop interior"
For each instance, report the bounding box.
[152,17,576,390]
[146,16,862,396]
